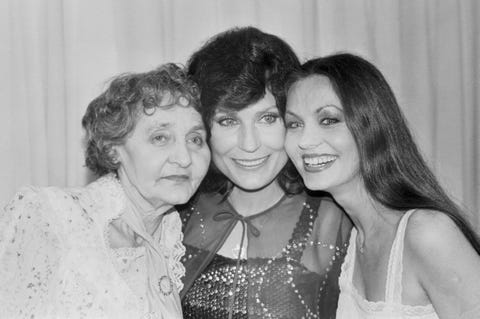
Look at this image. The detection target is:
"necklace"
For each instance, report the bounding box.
[358,244,365,254]
[356,232,366,254]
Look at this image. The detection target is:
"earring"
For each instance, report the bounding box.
[108,147,119,165]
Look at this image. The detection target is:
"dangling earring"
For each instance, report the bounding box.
[108,147,119,165]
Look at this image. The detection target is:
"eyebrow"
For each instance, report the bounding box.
[189,124,206,133]
[286,104,341,116]
[215,105,278,116]
[146,122,170,133]
[315,104,342,114]
[261,105,279,112]
[285,110,299,117]
[214,109,235,116]
[145,122,205,135]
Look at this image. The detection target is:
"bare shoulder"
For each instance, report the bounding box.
[404,209,480,282]
[404,209,464,250]
[404,212,480,315]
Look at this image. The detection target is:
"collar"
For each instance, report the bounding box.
[79,173,128,227]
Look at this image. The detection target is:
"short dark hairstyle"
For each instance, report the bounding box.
[287,53,480,253]
[188,26,302,195]
[82,63,200,176]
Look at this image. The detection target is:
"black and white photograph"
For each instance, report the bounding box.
[1,1,479,318]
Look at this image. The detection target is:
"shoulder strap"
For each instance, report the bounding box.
[342,227,357,282]
[385,209,416,303]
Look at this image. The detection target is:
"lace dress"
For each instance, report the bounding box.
[0,175,185,319]
[179,192,352,319]
[336,210,439,319]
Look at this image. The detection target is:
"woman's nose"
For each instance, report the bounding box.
[298,126,322,150]
[238,124,260,153]
[169,141,192,167]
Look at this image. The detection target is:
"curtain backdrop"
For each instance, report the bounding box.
[1,0,479,228]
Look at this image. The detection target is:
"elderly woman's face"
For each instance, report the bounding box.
[115,102,210,208]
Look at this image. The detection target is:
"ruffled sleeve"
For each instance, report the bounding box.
[0,187,61,318]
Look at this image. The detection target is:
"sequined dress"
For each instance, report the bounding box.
[179,192,351,319]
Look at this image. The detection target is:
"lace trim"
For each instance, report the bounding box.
[98,177,143,302]
[160,211,186,291]
[340,228,435,315]
[347,285,435,315]
[86,174,186,291]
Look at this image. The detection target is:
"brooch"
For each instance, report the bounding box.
[158,275,173,296]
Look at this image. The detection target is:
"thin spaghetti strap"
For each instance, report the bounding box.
[384,209,416,303]
[342,227,358,282]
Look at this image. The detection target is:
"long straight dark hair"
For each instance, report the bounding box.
[287,53,480,254]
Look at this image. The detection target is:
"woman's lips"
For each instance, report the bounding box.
[162,174,189,182]
[232,155,269,169]
[302,154,337,172]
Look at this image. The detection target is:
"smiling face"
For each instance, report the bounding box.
[284,75,360,194]
[209,90,288,191]
[114,102,210,208]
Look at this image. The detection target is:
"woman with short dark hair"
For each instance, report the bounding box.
[0,64,211,318]
[180,27,351,319]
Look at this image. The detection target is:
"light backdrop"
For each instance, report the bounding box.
[1,0,479,228]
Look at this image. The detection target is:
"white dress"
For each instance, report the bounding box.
[336,210,439,319]
[0,174,185,319]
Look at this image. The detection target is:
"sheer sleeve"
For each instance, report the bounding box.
[180,192,352,319]
[0,187,62,318]
[179,194,237,298]
[301,196,352,318]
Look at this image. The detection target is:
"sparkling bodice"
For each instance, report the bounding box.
[180,192,351,319]
[184,249,346,318]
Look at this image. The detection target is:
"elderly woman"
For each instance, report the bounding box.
[0,64,210,318]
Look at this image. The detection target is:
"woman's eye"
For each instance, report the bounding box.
[217,117,238,127]
[320,117,340,125]
[188,135,204,147]
[286,121,302,129]
[259,113,279,124]
[152,134,170,145]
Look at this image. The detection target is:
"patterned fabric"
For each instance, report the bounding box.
[336,210,439,319]
[0,174,184,319]
[180,192,351,319]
